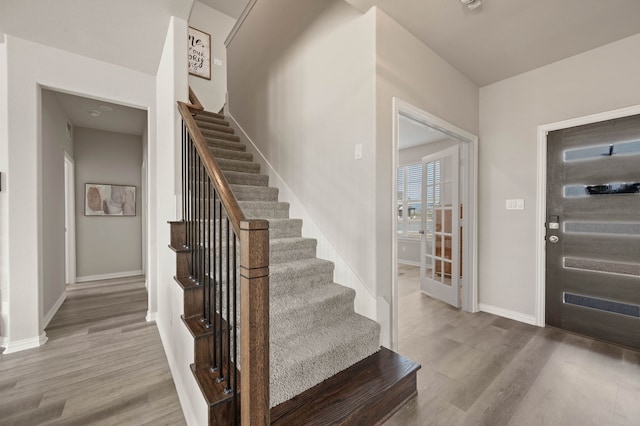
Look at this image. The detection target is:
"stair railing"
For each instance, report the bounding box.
[177,94,270,425]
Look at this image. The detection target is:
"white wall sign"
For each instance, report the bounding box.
[188,26,211,80]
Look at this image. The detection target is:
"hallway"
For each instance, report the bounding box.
[0,277,185,425]
[385,264,640,425]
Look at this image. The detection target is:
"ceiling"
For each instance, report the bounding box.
[346,0,640,86]
[53,91,147,136]
[198,0,250,19]
[0,0,194,75]
[399,114,448,150]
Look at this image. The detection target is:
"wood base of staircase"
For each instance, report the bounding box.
[270,347,420,425]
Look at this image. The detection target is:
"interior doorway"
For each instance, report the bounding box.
[64,152,76,285]
[391,98,478,350]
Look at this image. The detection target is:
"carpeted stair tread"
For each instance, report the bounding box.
[239,201,290,219]
[270,283,355,339]
[270,237,317,263]
[270,313,381,407]
[230,184,279,202]
[204,137,246,152]
[222,170,269,187]
[197,110,226,120]
[210,147,253,162]
[216,157,261,174]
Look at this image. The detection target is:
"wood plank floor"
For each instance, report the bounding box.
[384,264,640,426]
[0,276,186,426]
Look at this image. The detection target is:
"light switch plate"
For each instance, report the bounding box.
[355,144,362,160]
[506,199,524,210]
[213,58,222,66]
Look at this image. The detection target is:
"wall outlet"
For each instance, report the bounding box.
[506,199,524,210]
[354,144,362,160]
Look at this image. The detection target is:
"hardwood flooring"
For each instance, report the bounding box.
[384,264,640,426]
[0,276,186,426]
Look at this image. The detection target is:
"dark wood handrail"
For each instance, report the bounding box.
[185,86,204,114]
[177,101,245,236]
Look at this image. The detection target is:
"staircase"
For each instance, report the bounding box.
[170,103,420,424]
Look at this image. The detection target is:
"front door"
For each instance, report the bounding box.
[546,114,640,349]
[421,146,460,307]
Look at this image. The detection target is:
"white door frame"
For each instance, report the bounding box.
[391,97,479,351]
[63,152,76,285]
[534,104,640,327]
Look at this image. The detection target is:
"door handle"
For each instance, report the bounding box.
[548,235,559,244]
[419,230,425,234]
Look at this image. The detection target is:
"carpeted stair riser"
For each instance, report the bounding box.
[192,110,381,410]
[270,314,381,407]
[239,201,290,219]
[269,258,335,297]
[230,185,279,202]
[201,128,240,142]
[223,171,269,187]
[195,218,301,241]
[271,283,355,340]
[204,137,246,152]
[210,147,253,162]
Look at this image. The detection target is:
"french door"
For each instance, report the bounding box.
[420,146,460,307]
[546,114,640,349]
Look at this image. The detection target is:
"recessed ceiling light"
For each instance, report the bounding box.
[88,109,101,117]
[99,105,113,111]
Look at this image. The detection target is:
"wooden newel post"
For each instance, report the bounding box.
[240,219,270,425]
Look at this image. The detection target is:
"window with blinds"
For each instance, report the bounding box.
[397,163,423,238]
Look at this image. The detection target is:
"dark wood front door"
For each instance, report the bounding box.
[546,114,640,349]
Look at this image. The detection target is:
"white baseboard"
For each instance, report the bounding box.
[1,332,48,354]
[146,311,157,322]
[75,270,144,283]
[479,303,538,326]
[43,291,66,329]
[398,260,420,267]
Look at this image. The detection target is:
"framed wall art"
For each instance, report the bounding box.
[188,26,211,80]
[85,183,136,216]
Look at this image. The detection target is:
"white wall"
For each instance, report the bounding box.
[188,1,235,112]
[74,127,143,280]
[227,0,379,318]
[0,35,9,343]
[375,9,479,345]
[154,16,208,426]
[0,34,155,353]
[478,33,640,321]
[41,90,73,322]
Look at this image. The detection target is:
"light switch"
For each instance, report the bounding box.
[213,58,222,66]
[506,199,524,210]
[354,144,362,160]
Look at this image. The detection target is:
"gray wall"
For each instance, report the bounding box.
[41,90,73,319]
[479,33,640,318]
[74,127,143,279]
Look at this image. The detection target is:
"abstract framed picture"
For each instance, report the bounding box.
[85,183,136,216]
[188,26,211,80]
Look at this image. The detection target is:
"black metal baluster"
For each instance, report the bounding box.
[217,203,224,383]
[232,232,238,423]
[224,215,231,393]
[211,190,219,373]
[189,139,195,279]
[205,175,211,328]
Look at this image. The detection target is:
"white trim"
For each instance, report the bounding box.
[479,303,537,326]
[391,97,479,351]
[224,0,257,47]
[226,112,378,320]
[75,270,144,283]
[64,152,76,285]
[1,332,48,354]
[42,291,66,329]
[146,311,157,322]
[398,260,420,267]
[535,104,640,327]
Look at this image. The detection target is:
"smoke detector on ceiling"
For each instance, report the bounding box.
[461,0,482,10]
